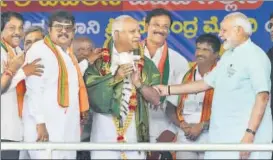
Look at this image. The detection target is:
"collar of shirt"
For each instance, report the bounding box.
[194,66,203,81]
[144,44,164,66]
[231,38,251,54]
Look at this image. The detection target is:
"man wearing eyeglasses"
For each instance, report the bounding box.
[0,11,44,160]
[143,8,189,147]
[22,10,89,159]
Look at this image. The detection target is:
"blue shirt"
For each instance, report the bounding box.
[204,39,272,158]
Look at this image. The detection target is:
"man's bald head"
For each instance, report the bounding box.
[72,36,94,61]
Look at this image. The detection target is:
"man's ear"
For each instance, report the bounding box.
[144,23,149,33]
[114,30,119,40]
[47,27,50,34]
[215,52,220,60]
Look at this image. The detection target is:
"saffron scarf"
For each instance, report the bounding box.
[176,63,215,123]
[44,35,89,112]
[0,39,25,118]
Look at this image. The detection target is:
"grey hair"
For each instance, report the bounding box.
[223,12,252,36]
[24,26,45,39]
[111,15,133,40]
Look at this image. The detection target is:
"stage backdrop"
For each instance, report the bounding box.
[2,0,272,61]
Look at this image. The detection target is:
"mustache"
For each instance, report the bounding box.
[196,55,206,59]
[58,34,69,38]
[153,31,165,36]
[12,35,21,38]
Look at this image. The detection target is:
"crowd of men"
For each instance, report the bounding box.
[1,8,273,160]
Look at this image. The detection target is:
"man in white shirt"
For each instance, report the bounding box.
[22,10,89,159]
[1,11,44,160]
[23,26,45,52]
[143,8,189,143]
[166,34,221,159]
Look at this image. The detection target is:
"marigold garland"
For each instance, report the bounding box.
[99,41,144,159]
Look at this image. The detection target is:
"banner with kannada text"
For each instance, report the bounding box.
[2,0,272,61]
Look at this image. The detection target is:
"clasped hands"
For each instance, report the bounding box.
[180,121,203,141]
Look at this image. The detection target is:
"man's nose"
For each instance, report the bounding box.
[14,27,21,35]
[135,32,141,39]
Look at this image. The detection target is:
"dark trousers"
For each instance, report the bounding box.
[1,139,19,160]
[76,112,92,160]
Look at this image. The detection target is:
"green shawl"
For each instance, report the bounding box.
[84,42,161,142]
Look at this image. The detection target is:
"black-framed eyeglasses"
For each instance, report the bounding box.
[51,24,74,32]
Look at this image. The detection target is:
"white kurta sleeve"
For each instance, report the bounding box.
[24,47,47,124]
[79,59,88,75]
[167,56,189,106]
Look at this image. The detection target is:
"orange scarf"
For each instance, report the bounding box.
[43,36,89,113]
[0,39,25,118]
[176,63,215,123]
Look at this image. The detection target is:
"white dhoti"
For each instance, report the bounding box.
[90,113,146,159]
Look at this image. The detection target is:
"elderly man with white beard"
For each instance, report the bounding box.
[154,12,272,159]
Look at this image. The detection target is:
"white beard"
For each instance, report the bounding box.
[223,40,234,50]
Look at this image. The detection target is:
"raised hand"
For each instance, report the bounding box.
[114,63,134,81]
[4,53,25,73]
[87,48,103,64]
[131,70,141,87]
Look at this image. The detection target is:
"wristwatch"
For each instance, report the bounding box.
[246,128,256,136]
[136,83,144,91]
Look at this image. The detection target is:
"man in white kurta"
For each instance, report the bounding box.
[173,34,221,159]
[22,10,89,159]
[1,11,44,160]
[143,8,189,142]
[23,40,80,159]
[87,15,161,159]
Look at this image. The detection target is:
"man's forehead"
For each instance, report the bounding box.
[25,31,43,39]
[52,21,73,25]
[123,21,139,30]
[197,42,213,49]
[7,17,23,25]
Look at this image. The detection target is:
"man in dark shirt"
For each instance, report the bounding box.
[266,12,273,160]
[267,12,273,117]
